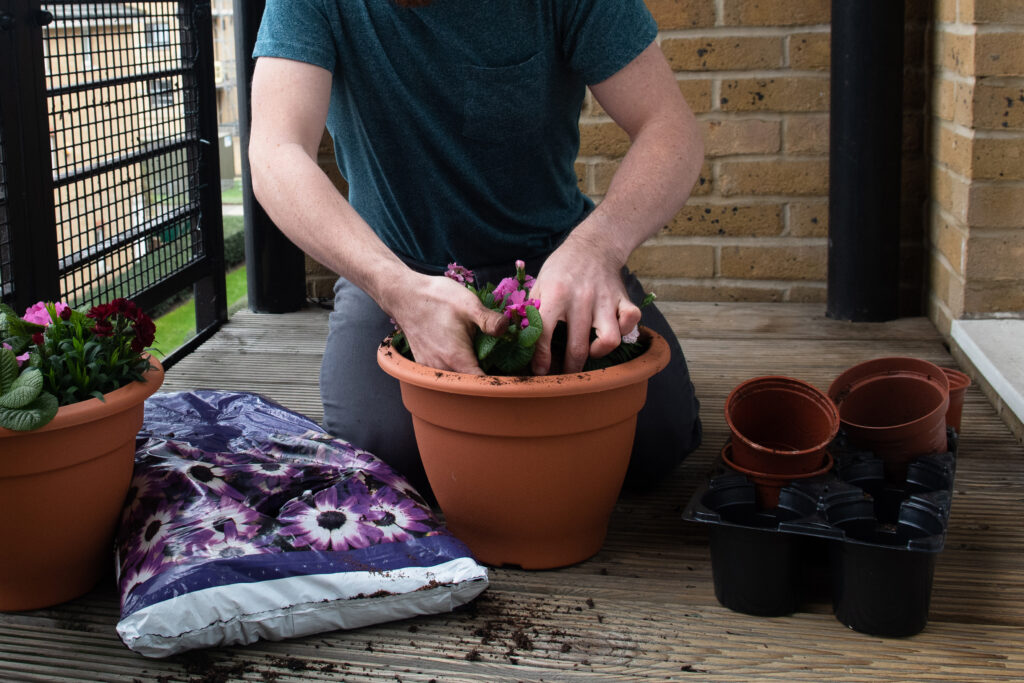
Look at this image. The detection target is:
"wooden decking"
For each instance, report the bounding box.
[3,302,1023,681]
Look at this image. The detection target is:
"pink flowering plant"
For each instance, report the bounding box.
[390,260,655,375]
[0,298,156,431]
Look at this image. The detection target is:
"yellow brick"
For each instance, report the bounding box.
[649,281,787,302]
[720,76,829,112]
[703,118,781,157]
[973,136,1024,180]
[783,114,829,154]
[789,32,830,70]
[936,0,958,22]
[664,202,784,237]
[929,259,965,314]
[936,30,975,77]
[966,182,1024,227]
[662,36,784,72]
[969,81,1024,130]
[965,232,1024,280]
[975,31,1024,77]
[718,159,830,196]
[787,284,827,303]
[723,0,830,26]
[964,279,1024,313]
[627,244,716,278]
[679,79,714,114]
[720,244,827,280]
[574,161,588,192]
[934,125,974,178]
[322,164,349,197]
[963,0,1024,24]
[691,161,714,196]
[591,160,620,194]
[931,214,967,275]
[935,77,957,123]
[788,200,829,237]
[931,166,971,222]
[645,0,716,29]
[578,121,630,157]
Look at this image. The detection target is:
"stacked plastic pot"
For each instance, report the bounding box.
[684,357,971,637]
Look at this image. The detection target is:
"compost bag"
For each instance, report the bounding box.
[115,390,488,657]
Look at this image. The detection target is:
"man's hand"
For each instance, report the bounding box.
[388,272,509,374]
[528,235,641,375]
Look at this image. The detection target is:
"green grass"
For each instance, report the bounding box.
[221,178,244,205]
[151,264,248,359]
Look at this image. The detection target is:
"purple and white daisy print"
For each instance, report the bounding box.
[279,485,384,551]
[367,486,434,543]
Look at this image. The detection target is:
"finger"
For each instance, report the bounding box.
[476,308,509,338]
[589,306,623,358]
[617,299,642,336]
[562,309,593,374]
[529,290,557,376]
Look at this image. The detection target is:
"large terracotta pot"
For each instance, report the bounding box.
[0,359,164,611]
[828,357,949,482]
[724,376,839,475]
[377,328,670,569]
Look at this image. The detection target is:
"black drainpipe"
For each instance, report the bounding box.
[234,0,307,313]
[827,0,905,321]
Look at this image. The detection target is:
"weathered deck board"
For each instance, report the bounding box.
[3,302,1023,681]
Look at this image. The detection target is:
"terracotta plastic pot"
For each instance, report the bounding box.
[724,376,839,475]
[0,359,164,611]
[721,442,834,510]
[828,357,949,482]
[941,367,971,434]
[377,327,670,569]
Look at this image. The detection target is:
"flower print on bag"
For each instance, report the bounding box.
[279,485,384,551]
[367,486,434,543]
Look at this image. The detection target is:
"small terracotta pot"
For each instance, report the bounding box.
[828,357,949,482]
[0,359,164,611]
[941,367,971,434]
[721,442,834,510]
[377,328,670,569]
[724,376,839,475]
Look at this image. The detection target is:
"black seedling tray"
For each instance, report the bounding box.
[682,429,958,637]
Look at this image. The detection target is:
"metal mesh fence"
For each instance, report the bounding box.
[0,120,11,301]
[44,1,205,308]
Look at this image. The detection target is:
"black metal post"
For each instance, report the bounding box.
[827,0,904,321]
[233,0,306,313]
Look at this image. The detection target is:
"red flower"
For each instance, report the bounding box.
[31,332,44,346]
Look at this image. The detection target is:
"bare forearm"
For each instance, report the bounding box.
[570,114,704,267]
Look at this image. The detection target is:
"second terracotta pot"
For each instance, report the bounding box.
[828,357,949,481]
[942,367,972,434]
[724,376,839,475]
[721,442,834,510]
[377,327,671,569]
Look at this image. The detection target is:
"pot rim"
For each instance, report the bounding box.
[724,375,839,457]
[721,442,835,483]
[0,355,164,437]
[377,326,670,398]
[828,357,949,433]
[942,366,972,391]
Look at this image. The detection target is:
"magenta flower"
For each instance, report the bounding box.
[368,487,433,543]
[444,263,475,285]
[622,325,640,344]
[492,277,520,302]
[22,301,69,326]
[1,343,29,367]
[503,289,540,321]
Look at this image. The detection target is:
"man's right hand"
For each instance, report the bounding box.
[386,272,509,375]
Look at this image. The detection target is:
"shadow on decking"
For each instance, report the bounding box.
[2,302,1023,681]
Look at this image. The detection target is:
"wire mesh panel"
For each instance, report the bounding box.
[0,120,11,301]
[42,1,209,309]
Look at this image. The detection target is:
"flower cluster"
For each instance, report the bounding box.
[0,298,156,431]
[390,261,656,375]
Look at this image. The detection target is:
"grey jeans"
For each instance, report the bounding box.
[320,265,702,495]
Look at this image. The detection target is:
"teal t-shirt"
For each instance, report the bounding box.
[254,0,657,271]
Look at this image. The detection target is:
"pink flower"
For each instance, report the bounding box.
[2,342,30,367]
[444,263,475,285]
[492,277,520,302]
[23,301,68,326]
[503,289,540,321]
[622,325,640,344]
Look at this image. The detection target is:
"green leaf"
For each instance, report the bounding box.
[474,332,499,361]
[0,348,18,394]
[0,391,58,431]
[493,342,534,375]
[0,367,44,409]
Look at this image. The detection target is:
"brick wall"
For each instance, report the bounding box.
[928,0,1024,334]
[579,0,930,308]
